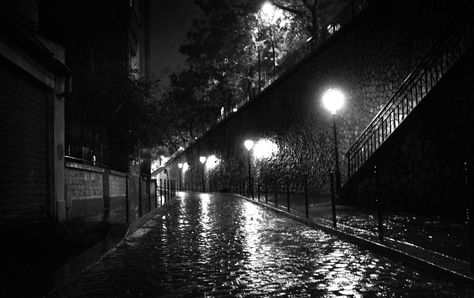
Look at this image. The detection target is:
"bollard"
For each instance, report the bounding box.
[251,177,255,200]
[148,178,151,213]
[330,172,337,228]
[257,177,260,202]
[274,181,278,207]
[138,176,142,217]
[286,176,290,212]
[304,178,309,218]
[125,174,129,222]
[159,179,163,206]
[464,161,473,273]
[265,183,268,204]
[374,165,384,242]
[154,179,158,209]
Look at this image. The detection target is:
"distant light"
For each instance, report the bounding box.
[178,163,183,169]
[199,156,207,164]
[205,154,220,170]
[233,107,238,112]
[254,138,278,160]
[178,146,184,151]
[261,2,276,20]
[183,162,189,172]
[244,139,254,151]
[322,88,345,115]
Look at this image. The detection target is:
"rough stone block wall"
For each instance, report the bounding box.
[161,1,471,213]
[65,162,104,218]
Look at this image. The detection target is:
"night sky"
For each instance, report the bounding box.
[150,0,201,86]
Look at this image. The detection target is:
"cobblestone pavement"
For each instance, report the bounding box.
[55,192,473,297]
[255,192,469,261]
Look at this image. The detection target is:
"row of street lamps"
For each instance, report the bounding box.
[176,87,345,194]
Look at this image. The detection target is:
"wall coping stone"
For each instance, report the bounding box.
[65,161,105,174]
[109,169,127,177]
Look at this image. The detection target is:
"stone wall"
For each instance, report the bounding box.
[159,1,471,213]
[65,162,157,219]
[65,162,104,218]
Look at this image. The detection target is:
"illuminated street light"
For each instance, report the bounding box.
[244,139,255,198]
[322,88,345,115]
[322,88,345,190]
[199,156,206,192]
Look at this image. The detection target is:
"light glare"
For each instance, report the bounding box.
[322,88,345,115]
[205,154,220,170]
[254,139,278,160]
[199,156,207,164]
[178,163,183,169]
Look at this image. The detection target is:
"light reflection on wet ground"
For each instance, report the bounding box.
[55,192,473,297]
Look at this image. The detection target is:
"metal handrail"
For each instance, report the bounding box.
[346,6,474,179]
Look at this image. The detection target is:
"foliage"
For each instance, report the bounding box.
[158,0,349,154]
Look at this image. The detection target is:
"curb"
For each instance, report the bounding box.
[47,196,179,297]
[237,194,474,288]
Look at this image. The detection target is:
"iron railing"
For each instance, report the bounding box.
[346,6,474,178]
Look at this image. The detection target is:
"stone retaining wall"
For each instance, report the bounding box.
[159,1,471,214]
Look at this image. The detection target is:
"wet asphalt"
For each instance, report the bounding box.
[54,192,473,297]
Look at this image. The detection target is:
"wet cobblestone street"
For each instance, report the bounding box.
[55,192,473,297]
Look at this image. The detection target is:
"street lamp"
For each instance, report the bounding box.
[322,88,345,190]
[244,140,254,198]
[178,163,183,191]
[199,156,207,192]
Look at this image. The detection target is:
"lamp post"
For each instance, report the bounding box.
[199,156,207,192]
[244,140,255,197]
[178,163,183,191]
[322,88,345,190]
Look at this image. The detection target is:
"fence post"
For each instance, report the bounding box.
[304,178,309,219]
[464,161,473,272]
[286,176,290,212]
[374,165,384,242]
[330,172,337,228]
[125,174,129,223]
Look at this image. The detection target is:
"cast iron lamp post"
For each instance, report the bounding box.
[244,140,255,197]
[322,88,345,190]
[199,156,207,192]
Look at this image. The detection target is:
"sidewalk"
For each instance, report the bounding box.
[237,192,473,285]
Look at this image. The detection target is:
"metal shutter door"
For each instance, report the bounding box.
[0,60,51,228]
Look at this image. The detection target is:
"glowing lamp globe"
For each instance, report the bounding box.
[322,88,345,115]
[178,163,183,169]
[244,140,254,151]
[199,156,207,164]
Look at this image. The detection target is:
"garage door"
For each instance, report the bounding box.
[0,59,52,228]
